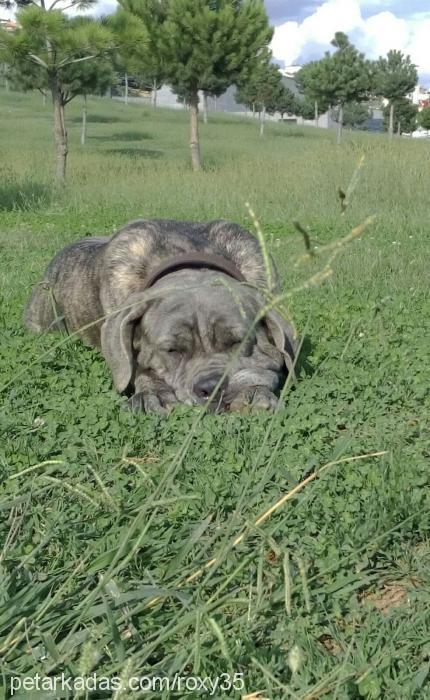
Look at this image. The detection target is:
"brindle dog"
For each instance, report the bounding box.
[25,219,297,413]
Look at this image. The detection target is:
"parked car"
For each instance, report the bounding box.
[411,128,430,138]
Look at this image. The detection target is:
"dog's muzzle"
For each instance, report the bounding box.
[193,372,228,402]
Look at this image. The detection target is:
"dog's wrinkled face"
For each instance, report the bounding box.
[132,270,285,408]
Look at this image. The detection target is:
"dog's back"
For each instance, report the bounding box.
[102,219,277,308]
[24,220,277,345]
[24,237,109,344]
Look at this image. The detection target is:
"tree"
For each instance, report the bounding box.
[154,0,273,170]
[78,65,113,146]
[296,60,330,126]
[116,0,165,108]
[0,0,91,7]
[236,60,282,135]
[327,33,371,143]
[235,84,255,115]
[374,50,417,139]
[418,106,430,131]
[107,8,149,105]
[298,34,371,143]
[295,96,318,121]
[266,83,297,120]
[0,4,112,183]
[382,97,417,135]
[333,101,370,130]
[64,22,114,145]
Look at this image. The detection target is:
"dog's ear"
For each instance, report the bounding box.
[264,309,299,378]
[101,293,151,393]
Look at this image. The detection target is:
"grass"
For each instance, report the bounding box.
[0,88,429,699]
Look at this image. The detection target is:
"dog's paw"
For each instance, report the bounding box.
[124,389,178,415]
[228,386,279,413]
[251,387,280,411]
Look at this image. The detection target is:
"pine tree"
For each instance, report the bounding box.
[266,84,297,121]
[333,101,370,130]
[295,97,317,121]
[236,60,282,136]
[108,8,149,106]
[418,106,430,131]
[298,34,371,143]
[117,0,165,108]
[382,97,417,135]
[0,4,112,182]
[64,19,114,146]
[156,0,273,170]
[374,50,417,139]
[296,61,330,126]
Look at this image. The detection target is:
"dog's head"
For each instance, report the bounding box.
[101,268,297,408]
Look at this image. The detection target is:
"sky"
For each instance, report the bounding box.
[88,1,430,84]
[3,0,429,84]
[269,0,430,84]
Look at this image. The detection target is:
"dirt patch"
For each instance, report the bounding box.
[360,582,411,614]
[319,634,342,655]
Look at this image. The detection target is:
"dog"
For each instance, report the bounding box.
[24,219,298,413]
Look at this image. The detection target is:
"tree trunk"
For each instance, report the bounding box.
[189,90,202,171]
[314,100,319,127]
[388,102,394,139]
[81,95,87,146]
[124,73,128,105]
[260,104,266,137]
[152,78,157,108]
[214,95,217,111]
[397,120,401,136]
[51,85,67,184]
[336,104,343,145]
[252,102,255,118]
[203,92,208,124]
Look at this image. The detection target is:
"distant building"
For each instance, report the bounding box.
[0,18,18,31]
[279,66,302,79]
[279,65,336,129]
[114,63,383,131]
[408,85,430,110]
[205,86,247,114]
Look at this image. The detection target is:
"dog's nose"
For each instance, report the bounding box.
[193,374,226,400]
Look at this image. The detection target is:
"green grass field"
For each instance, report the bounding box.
[0,89,429,699]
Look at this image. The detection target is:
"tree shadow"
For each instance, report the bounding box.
[208,116,253,125]
[272,129,306,138]
[295,334,315,377]
[0,180,52,212]
[103,147,163,159]
[90,131,154,142]
[69,114,125,124]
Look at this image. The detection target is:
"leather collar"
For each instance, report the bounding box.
[142,253,246,290]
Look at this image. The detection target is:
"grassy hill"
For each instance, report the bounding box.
[0,89,429,699]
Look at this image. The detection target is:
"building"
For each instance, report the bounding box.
[279,65,302,80]
[115,63,383,131]
[0,18,18,31]
[408,85,430,110]
[279,65,336,129]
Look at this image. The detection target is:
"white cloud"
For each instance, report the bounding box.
[358,11,410,57]
[301,0,362,44]
[359,0,393,6]
[271,0,430,81]
[271,22,303,64]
